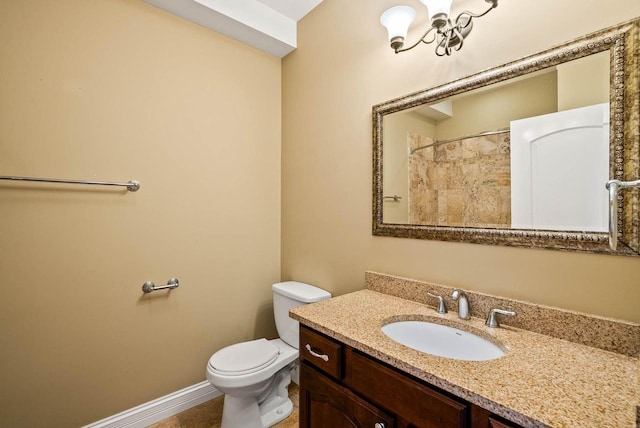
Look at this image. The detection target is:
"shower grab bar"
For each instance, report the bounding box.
[0,175,140,192]
[605,179,640,251]
[142,278,180,293]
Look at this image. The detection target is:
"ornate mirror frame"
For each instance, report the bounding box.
[373,19,640,256]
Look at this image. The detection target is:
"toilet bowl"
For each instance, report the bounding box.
[205,281,331,428]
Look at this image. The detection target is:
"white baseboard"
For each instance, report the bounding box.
[83,381,222,428]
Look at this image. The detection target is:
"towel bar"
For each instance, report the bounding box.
[0,175,140,192]
[142,278,179,293]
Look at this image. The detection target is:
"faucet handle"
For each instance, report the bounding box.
[427,292,447,314]
[485,308,516,328]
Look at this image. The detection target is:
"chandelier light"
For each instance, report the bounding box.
[380,0,498,56]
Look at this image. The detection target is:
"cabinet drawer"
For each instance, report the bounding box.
[345,348,468,428]
[471,404,524,428]
[489,416,521,428]
[300,325,342,379]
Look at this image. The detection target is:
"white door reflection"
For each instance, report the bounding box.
[510,103,609,231]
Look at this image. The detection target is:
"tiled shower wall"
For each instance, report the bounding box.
[408,131,511,228]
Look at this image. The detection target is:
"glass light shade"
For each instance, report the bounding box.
[419,0,453,20]
[380,6,416,42]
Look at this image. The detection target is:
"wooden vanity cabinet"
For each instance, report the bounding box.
[299,325,523,428]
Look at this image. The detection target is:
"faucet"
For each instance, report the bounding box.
[426,292,447,314]
[485,308,516,328]
[450,289,470,320]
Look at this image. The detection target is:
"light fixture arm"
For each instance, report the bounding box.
[455,0,497,26]
[395,26,437,53]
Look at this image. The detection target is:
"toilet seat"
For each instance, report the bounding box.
[208,338,280,376]
[206,338,299,391]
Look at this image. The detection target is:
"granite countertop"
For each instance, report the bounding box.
[291,289,639,428]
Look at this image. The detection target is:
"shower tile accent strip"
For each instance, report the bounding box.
[365,271,640,357]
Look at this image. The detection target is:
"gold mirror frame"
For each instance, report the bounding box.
[373,19,640,256]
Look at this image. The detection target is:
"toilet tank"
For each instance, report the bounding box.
[272,281,331,349]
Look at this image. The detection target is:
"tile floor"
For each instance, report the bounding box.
[147,384,299,428]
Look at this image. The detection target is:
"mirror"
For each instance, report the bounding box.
[373,19,640,255]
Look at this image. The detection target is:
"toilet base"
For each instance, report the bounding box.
[261,396,293,427]
[220,395,293,428]
[220,364,294,428]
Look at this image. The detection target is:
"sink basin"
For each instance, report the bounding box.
[381,320,505,361]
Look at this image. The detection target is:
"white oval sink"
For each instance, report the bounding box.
[382,320,505,361]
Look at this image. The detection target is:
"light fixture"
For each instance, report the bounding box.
[380,0,498,56]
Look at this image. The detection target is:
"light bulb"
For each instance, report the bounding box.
[380,6,416,46]
[419,0,453,24]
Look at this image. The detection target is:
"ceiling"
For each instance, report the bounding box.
[143,0,323,57]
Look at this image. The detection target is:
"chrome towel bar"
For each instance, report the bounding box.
[606,179,640,251]
[0,175,140,192]
[142,278,179,293]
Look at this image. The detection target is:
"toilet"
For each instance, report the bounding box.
[206,281,331,428]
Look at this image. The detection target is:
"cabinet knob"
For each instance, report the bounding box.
[374,423,386,428]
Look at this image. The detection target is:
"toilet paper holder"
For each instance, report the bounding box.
[142,277,180,293]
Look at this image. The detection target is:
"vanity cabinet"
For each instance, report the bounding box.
[299,325,523,428]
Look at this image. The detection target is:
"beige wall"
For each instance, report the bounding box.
[435,72,558,140]
[557,50,610,111]
[282,0,640,323]
[0,1,281,427]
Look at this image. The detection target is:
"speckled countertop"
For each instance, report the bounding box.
[291,289,639,428]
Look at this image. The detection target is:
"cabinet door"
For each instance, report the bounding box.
[300,363,394,428]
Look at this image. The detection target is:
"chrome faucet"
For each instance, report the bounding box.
[450,289,470,320]
[426,292,447,314]
[485,308,516,328]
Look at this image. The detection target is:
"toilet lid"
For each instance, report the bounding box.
[208,338,280,376]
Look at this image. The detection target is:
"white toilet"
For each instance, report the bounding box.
[206,281,331,428]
